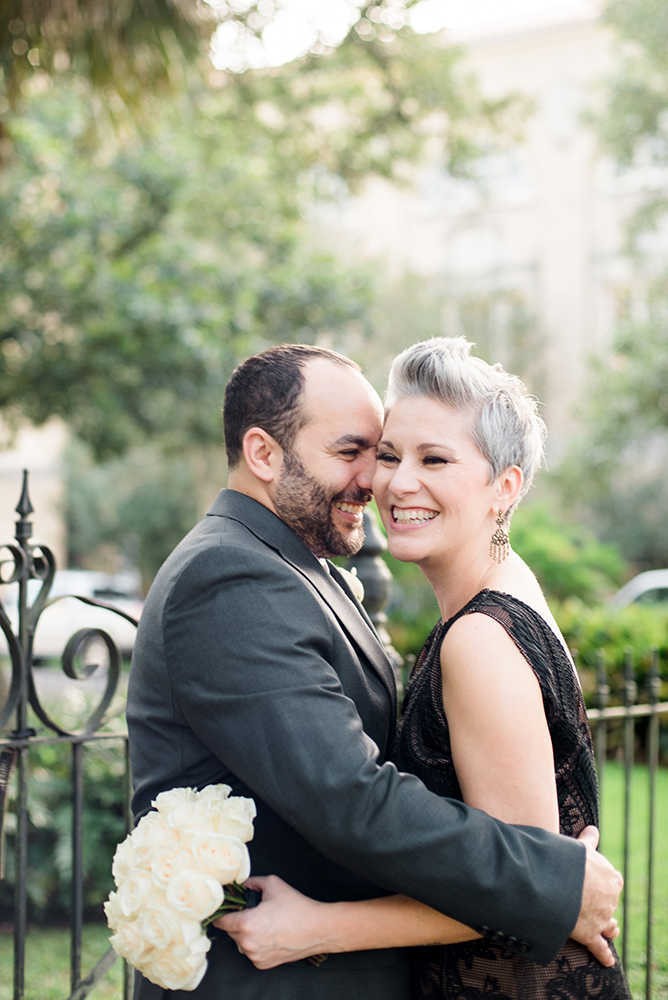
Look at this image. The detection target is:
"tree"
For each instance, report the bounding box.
[553,0,668,567]
[0,0,215,106]
[1,3,519,457]
[555,319,668,567]
[0,78,376,456]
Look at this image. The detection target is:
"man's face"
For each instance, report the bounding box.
[272,359,383,557]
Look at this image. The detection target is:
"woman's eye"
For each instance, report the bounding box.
[376,451,398,463]
[423,455,448,465]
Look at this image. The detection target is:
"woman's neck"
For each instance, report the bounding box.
[420,548,515,622]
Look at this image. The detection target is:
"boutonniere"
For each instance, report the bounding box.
[337,566,365,604]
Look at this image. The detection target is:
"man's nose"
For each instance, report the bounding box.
[355,451,377,490]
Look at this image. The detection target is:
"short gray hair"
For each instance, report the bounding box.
[385,336,546,506]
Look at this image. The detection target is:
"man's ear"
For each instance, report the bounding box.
[494,465,523,510]
[241,427,283,483]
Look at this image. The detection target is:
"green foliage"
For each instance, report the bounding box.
[63,438,205,586]
[0,77,376,457]
[555,321,668,568]
[510,503,628,602]
[0,1,215,111]
[0,0,526,459]
[554,598,668,704]
[0,737,127,923]
[555,0,668,568]
[384,553,439,665]
[600,0,668,168]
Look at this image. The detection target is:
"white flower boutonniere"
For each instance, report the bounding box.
[338,566,365,604]
[105,785,256,991]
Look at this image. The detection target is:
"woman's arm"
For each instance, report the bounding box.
[216,876,478,969]
[440,612,559,830]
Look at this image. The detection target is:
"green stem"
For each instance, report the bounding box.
[202,883,249,927]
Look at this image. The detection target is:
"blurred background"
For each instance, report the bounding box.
[1,7,667,994]
[0,0,666,610]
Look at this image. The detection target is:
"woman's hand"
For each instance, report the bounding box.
[214,875,330,969]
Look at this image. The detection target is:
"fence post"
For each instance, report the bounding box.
[594,651,609,847]
[645,651,660,1000]
[621,649,637,968]
[348,509,403,691]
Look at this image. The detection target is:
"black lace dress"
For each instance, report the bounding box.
[394,589,631,1000]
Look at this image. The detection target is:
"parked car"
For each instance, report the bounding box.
[609,569,668,609]
[0,569,143,662]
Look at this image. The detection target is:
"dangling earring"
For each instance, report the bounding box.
[489,510,510,563]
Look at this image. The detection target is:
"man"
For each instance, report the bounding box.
[127,343,621,999]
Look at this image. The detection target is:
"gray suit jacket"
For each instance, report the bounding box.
[127,489,585,998]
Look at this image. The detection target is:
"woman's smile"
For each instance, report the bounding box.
[390,506,439,526]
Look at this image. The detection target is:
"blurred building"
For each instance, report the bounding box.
[317,9,655,457]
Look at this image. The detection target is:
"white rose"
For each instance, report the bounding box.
[111,836,138,883]
[149,847,194,889]
[104,890,124,931]
[153,787,202,831]
[190,831,251,884]
[200,795,256,842]
[109,922,153,967]
[195,783,232,804]
[133,901,202,952]
[116,870,154,918]
[166,869,225,921]
[114,812,179,880]
[141,935,210,992]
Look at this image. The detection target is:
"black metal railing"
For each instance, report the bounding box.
[0,471,137,1000]
[0,473,666,999]
[588,651,668,1000]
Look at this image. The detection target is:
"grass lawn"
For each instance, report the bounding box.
[0,762,666,999]
[0,923,124,1000]
[599,761,668,999]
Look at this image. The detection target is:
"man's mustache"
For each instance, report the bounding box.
[334,489,372,505]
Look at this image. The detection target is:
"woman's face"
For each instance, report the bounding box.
[373,394,497,567]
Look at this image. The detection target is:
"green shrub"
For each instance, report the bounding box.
[510,503,628,603]
[555,598,668,704]
[0,737,127,923]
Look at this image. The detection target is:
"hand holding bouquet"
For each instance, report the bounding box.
[105,784,256,991]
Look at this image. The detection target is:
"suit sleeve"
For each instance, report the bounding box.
[163,544,585,964]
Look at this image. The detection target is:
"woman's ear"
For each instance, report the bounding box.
[241,427,283,483]
[494,465,523,511]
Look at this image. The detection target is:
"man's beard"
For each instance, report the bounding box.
[273,449,370,558]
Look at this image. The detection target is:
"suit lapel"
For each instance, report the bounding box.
[290,558,397,709]
[208,491,397,711]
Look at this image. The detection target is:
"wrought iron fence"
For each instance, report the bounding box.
[0,472,137,1000]
[588,653,668,1000]
[0,471,666,999]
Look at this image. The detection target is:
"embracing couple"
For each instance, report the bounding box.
[127,339,630,999]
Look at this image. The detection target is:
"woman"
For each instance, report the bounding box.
[218,337,630,999]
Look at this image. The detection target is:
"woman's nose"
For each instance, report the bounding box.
[388,461,419,494]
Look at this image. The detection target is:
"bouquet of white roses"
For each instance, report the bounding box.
[105,784,256,991]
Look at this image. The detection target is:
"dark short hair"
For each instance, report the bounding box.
[223,344,359,467]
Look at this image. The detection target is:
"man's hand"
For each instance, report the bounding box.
[571,826,623,966]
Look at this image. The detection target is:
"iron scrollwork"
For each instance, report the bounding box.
[0,470,138,739]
